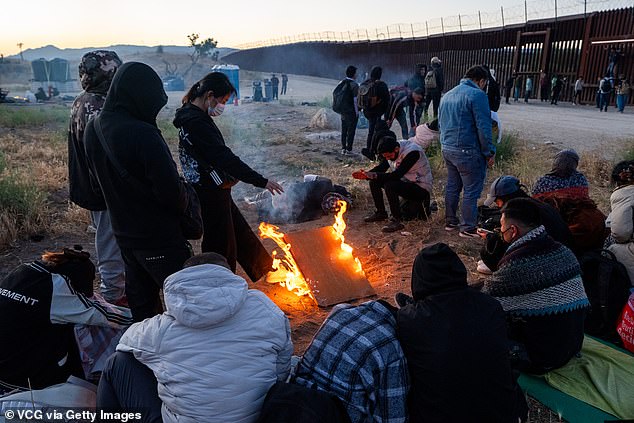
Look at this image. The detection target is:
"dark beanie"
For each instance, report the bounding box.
[411,243,467,300]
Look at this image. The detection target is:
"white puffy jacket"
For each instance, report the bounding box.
[606,184,634,283]
[117,264,293,423]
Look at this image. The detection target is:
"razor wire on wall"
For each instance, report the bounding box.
[236,0,633,48]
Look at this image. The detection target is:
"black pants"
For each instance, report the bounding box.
[195,184,272,282]
[120,244,192,321]
[369,179,430,220]
[97,352,163,423]
[365,114,382,153]
[410,104,423,128]
[424,92,441,118]
[272,87,279,99]
[393,108,408,139]
[340,113,358,151]
[281,82,287,95]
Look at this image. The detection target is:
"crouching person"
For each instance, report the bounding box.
[484,198,590,374]
[0,248,132,393]
[294,301,409,423]
[97,253,293,423]
[396,243,527,423]
[354,136,433,233]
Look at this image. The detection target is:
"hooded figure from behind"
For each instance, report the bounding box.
[397,243,527,423]
[83,62,191,321]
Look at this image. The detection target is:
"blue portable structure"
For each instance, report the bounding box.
[211,64,240,103]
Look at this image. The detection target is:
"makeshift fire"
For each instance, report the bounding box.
[259,200,375,307]
[258,221,313,298]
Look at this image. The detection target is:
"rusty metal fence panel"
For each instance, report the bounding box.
[224,7,633,105]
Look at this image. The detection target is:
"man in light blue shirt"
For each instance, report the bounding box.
[438,65,495,238]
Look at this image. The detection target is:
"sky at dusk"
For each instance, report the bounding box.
[0,0,607,56]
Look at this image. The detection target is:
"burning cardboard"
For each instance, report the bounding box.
[259,201,375,307]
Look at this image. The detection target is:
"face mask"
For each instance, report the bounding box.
[208,101,225,117]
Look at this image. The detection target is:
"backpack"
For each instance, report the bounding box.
[579,249,632,344]
[424,70,437,91]
[601,79,612,93]
[357,80,380,111]
[332,80,352,114]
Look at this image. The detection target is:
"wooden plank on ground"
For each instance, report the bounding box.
[284,226,375,307]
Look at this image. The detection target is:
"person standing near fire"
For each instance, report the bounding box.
[68,50,125,305]
[174,72,284,282]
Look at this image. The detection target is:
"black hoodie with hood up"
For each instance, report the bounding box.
[84,62,187,249]
[397,243,526,423]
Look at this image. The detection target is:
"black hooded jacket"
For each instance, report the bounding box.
[397,243,526,423]
[84,62,187,249]
[173,103,267,188]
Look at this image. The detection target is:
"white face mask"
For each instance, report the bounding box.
[208,101,225,117]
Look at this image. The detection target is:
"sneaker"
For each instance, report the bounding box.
[476,260,493,275]
[444,223,459,231]
[382,218,405,233]
[459,228,480,239]
[364,211,388,223]
[341,149,347,155]
[395,292,414,307]
[361,148,376,161]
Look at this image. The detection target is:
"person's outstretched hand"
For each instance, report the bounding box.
[266,180,284,195]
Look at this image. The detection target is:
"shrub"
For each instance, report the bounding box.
[494,132,518,167]
[316,96,331,108]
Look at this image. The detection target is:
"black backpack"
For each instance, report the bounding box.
[579,249,632,344]
[332,80,352,114]
[600,79,612,93]
[357,80,380,111]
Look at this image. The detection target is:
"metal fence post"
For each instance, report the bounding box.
[501,6,505,28]
[459,14,463,32]
[426,21,429,37]
[525,0,528,23]
[441,17,445,35]
[479,11,483,31]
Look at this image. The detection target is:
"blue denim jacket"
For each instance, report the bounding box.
[439,79,494,158]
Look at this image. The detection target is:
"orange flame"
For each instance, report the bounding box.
[258,222,312,297]
[332,200,364,274]
[259,199,365,298]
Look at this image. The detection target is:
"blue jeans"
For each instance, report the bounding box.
[442,147,487,231]
[616,94,627,112]
[600,92,610,111]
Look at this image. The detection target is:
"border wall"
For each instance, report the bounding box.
[224,7,633,104]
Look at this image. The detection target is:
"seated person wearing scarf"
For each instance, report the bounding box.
[483,198,590,374]
[532,149,607,252]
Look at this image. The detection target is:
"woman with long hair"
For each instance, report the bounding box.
[173,72,283,281]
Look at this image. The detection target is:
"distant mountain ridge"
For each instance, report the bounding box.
[9,44,237,61]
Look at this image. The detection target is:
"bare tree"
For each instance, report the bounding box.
[16,43,24,61]
[163,60,178,77]
[182,34,218,78]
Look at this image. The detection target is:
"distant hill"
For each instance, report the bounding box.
[9,44,238,61]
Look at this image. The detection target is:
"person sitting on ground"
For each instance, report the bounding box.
[0,248,132,393]
[408,119,439,152]
[396,243,528,423]
[532,149,607,252]
[98,253,292,423]
[605,160,634,284]
[385,86,424,139]
[353,135,433,233]
[477,175,573,274]
[532,149,589,200]
[35,87,49,102]
[483,198,590,374]
[294,300,409,423]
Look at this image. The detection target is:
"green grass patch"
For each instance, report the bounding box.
[494,131,518,168]
[0,105,69,128]
[622,143,634,161]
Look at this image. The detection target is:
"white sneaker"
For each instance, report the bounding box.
[477,260,493,275]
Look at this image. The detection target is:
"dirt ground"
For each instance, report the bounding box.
[1,71,628,422]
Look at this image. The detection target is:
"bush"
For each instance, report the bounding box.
[622,143,634,162]
[316,96,331,108]
[494,132,518,166]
